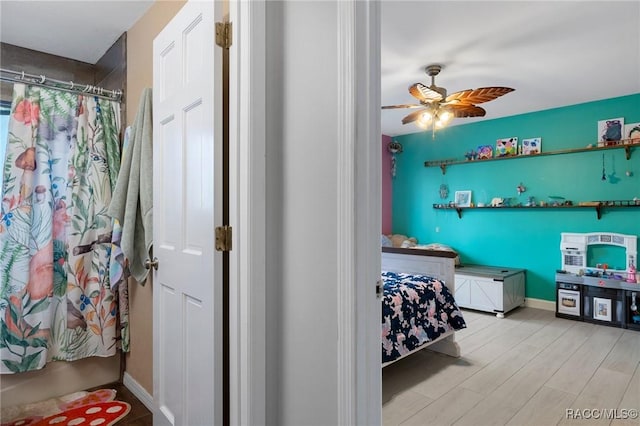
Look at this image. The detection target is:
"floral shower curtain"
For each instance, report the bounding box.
[0,83,121,373]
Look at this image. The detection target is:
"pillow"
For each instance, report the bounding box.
[401,239,417,248]
[416,243,457,253]
[413,243,461,265]
[387,234,418,248]
[381,234,393,247]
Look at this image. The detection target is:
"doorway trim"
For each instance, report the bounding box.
[336,1,382,424]
[229,0,267,425]
[230,0,381,424]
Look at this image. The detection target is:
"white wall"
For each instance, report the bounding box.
[265,2,339,424]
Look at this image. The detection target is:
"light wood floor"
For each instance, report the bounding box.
[383,307,640,426]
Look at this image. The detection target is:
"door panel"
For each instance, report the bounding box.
[153,1,222,425]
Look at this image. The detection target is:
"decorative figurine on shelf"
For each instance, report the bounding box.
[516,183,526,195]
[464,150,477,161]
[627,261,637,283]
[490,197,504,207]
[526,196,535,207]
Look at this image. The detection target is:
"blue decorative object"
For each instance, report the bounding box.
[439,184,449,199]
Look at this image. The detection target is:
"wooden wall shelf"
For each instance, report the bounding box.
[425,140,640,175]
[433,202,640,220]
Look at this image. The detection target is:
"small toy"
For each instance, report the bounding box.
[627,261,637,283]
[464,150,477,161]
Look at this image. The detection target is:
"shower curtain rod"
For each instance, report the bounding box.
[0,68,123,102]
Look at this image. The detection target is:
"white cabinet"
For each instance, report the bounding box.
[454,265,526,318]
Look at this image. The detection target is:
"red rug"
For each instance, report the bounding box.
[32,401,130,426]
[1,390,129,426]
[11,401,131,426]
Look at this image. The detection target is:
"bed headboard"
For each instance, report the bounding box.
[381,247,456,293]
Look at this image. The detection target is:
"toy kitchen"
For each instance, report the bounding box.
[556,232,640,330]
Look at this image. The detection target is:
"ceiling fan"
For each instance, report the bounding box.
[382,64,515,130]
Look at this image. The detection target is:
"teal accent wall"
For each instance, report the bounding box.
[391,94,640,301]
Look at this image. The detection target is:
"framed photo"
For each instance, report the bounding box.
[593,297,612,322]
[476,145,493,159]
[522,137,542,155]
[597,117,624,146]
[496,137,518,157]
[454,190,472,207]
[624,122,640,143]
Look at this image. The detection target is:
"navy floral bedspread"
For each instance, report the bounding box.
[382,271,466,364]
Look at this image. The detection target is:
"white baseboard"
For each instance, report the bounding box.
[525,297,555,311]
[123,372,154,412]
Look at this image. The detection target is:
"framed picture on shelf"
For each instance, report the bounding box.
[496,137,518,157]
[522,137,542,155]
[593,297,612,322]
[476,145,493,159]
[597,117,624,146]
[454,190,472,207]
[624,122,640,143]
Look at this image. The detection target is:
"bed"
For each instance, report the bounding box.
[381,247,466,366]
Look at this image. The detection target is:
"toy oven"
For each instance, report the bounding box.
[560,232,637,275]
[556,282,581,318]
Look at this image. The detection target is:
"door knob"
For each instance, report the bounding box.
[145,257,159,270]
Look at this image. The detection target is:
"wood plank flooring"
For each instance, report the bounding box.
[383,307,640,426]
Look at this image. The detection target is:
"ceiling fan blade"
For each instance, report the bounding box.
[381,104,423,110]
[445,87,514,105]
[401,108,429,124]
[448,104,486,118]
[409,83,443,102]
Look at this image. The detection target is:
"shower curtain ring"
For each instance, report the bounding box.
[21,71,24,80]
[69,81,74,90]
[40,75,45,84]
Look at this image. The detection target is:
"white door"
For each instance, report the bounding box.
[152,1,223,425]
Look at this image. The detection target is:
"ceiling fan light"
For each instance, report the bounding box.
[418,111,433,124]
[439,110,453,122]
[416,120,430,129]
[435,119,445,128]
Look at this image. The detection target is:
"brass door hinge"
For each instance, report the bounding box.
[215,225,232,251]
[216,22,232,49]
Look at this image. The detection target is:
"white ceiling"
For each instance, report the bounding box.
[1,1,639,137]
[382,1,640,136]
[0,0,153,64]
